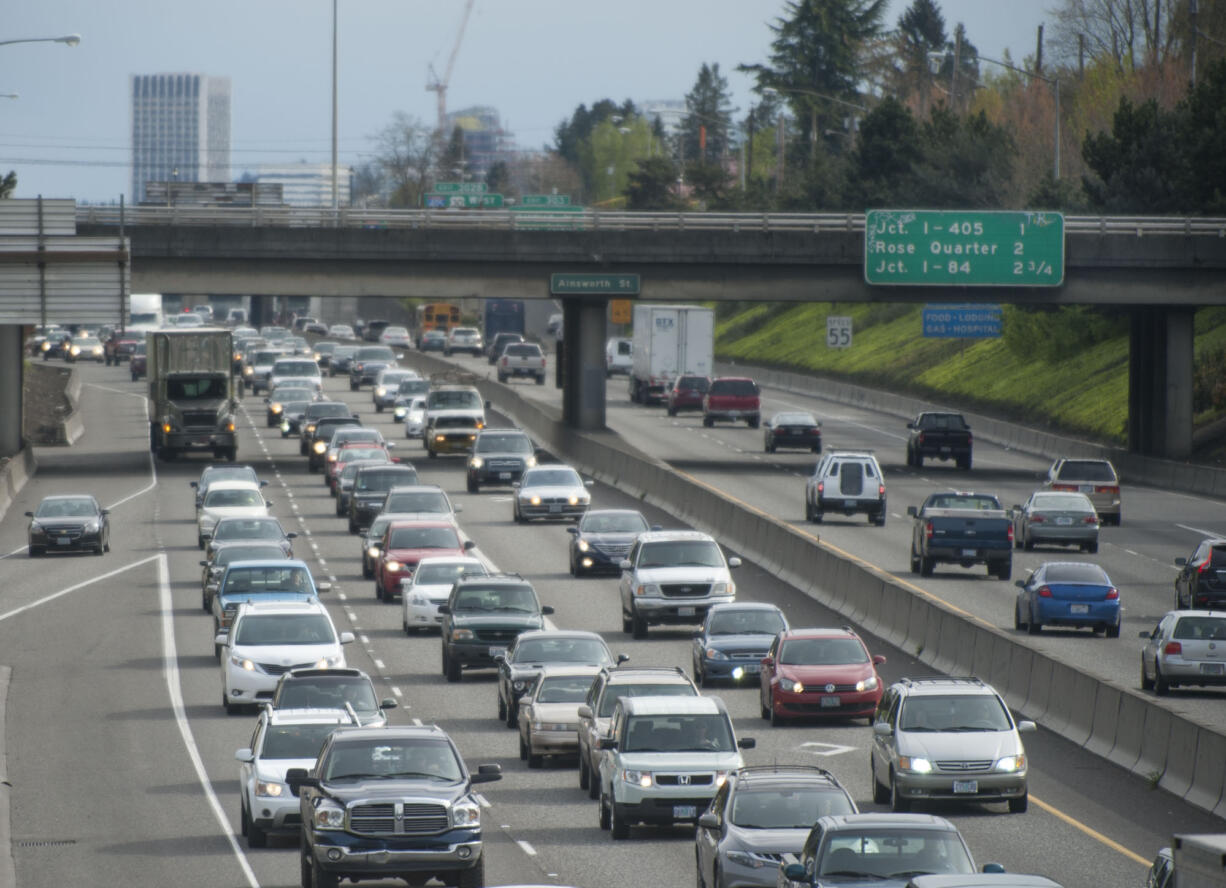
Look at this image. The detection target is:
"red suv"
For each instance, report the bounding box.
[373,519,475,602]
[759,627,886,725]
[666,374,710,416]
[703,377,761,428]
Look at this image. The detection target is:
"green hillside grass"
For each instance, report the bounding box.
[715,304,1226,446]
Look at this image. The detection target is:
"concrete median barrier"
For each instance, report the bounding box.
[1135,704,1174,784]
[1085,683,1123,759]
[1108,692,1148,773]
[1160,714,1202,799]
[1188,730,1226,816]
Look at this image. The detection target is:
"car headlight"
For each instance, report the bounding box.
[305,424,316,435]
[367,546,381,558]
[255,780,284,798]
[899,756,933,774]
[568,495,581,505]
[327,452,338,462]
[29,521,43,535]
[635,583,661,596]
[469,456,484,469]
[230,656,255,671]
[726,850,778,869]
[199,515,218,530]
[280,420,291,432]
[704,648,729,660]
[711,582,729,595]
[529,495,541,505]
[41,341,50,351]
[995,754,1026,773]
[512,680,528,692]
[315,654,343,668]
[714,770,730,787]
[271,403,283,414]
[162,421,173,434]
[223,420,236,432]
[394,407,406,418]
[577,539,590,552]
[92,347,103,356]
[313,441,327,454]
[313,802,346,830]
[386,561,402,572]
[376,386,387,397]
[70,346,81,356]
[856,676,879,692]
[784,679,804,693]
[451,628,474,641]
[451,801,481,828]
[525,455,537,468]
[622,769,652,787]
[243,366,254,375]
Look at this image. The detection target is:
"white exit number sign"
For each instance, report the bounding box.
[827,316,852,348]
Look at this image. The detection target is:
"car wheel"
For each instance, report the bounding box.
[467,477,478,494]
[702,416,714,428]
[631,612,648,640]
[871,758,890,805]
[920,555,934,577]
[890,772,911,812]
[1015,530,1024,551]
[588,761,600,799]
[667,406,677,417]
[1106,621,1121,638]
[202,591,210,612]
[765,442,775,453]
[1008,794,1029,814]
[748,416,760,429]
[694,663,705,687]
[1027,609,1042,635]
[994,560,1012,582]
[610,800,629,840]
[197,534,205,550]
[1141,659,1155,691]
[1154,664,1170,695]
[300,836,314,888]
[622,611,633,634]
[95,543,105,556]
[579,754,590,790]
[518,732,528,761]
[497,373,508,383]
[375,403,383,413]
[445,653,462,683]
[240,800,249,837]
[1087,541,1099,554]
[811,510,823,524]
[910,547,921,573]
[528,747,543,769]
[1023,534,1035,552]
[403,617,414,636]
[374,579,384,602]
[497,693,507,722]
[505,700,518,729]
[314,865,340,888]
[760,689,771,720]
[769,692,784,727]
[536,374,545,385]
[247,814,268,848]
[598,788,611,830]
[1014,601,1026,631]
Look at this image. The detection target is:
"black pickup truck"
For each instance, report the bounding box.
[906,412,973,469]
[908,491,1013,580]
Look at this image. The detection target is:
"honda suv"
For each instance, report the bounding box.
[870,677,1035,814]
[804,450,887,526]
[618,530,741,639]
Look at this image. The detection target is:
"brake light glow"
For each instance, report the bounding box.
[1051,483,1078,491]
[1006,524,1014,543]
[1037,586,1052,598]
[878,484,885,496]
[1163,641,1182,656]
[1095,485,1119,495]
[1031,515,1045,523]
[1083,515,1098,524]
[1105,587,1119,600]
[924,521,934,540]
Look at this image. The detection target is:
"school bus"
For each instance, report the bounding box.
[415,303,461,344]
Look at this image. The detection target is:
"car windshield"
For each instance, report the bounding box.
[260,723,340,760]
[638,540,724,568]
[434,416,477,429]
[274,362,318,376]
[534,675,596,703]
[334,430,382,445]
[324,738,461,782]
[223,566,312,594]
[167,377,228,399]
[212,519,284,541]
[523,469,582,488]
[730,787,855,829]
[35,497,97,518]
[779,637,868,665]
[818,829,975,878]
[234,614,335,645]
[386,491,449,513]
[357,469,418,492]
[215,545,286,565]
[581,512,649,534]
[1056,460,1116,482]
[355,347,395,361]
[899,694,1013,732]
[623,714,734,752]
[204,488,264,508]
[927,494,1001,510]
[774,413,817,426]
[307,403,353,419]
[340,463,366,482]
[388,527,461,549]
[1041,564,1110,585]
[254,351,283,364]
[277,676,377,712]
[428,390,482,410]
[1173,617,1226,640]
[708,609,785,636]
[677,377,709,392]
[398,380,430,396]
[477,434,534,454]
[1031,494,1093,511]
[918,414,968,430]
[384,327,409,336]
[598,682,695,717]
[414,562,486,585]
[338,448,387,464]
[451,584,538,613]
[513,637,609,664]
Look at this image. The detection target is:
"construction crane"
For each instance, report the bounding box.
[426,0,475,134]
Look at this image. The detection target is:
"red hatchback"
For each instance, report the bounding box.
[373,519,475,602]
[665,374,710,416]
[759,628,885,725]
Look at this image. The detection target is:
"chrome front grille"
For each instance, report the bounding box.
[258,661,317,676]
[474,628,521,644]
[936,760,993,772]
[349,802,449,836]
[655,773,714,786]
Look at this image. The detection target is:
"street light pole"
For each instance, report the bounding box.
[330,0,339,213]
[0,34,81,49]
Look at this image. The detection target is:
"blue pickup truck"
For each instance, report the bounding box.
[908,492,1013,580]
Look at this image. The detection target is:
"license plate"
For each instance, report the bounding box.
[845,500,856,509]
[1079,484,1093,492]
[673,805,697,819]
[961,548,977,557]
[940,446,951,453]
[56,537,71,546]
[677,606,696,616]
[953,780,978,794]
[1056,517,1073,525]
[742,664,761,674]
[549,504,561,513]
[1202,663,1226,675]
[499,472,511,480]
[1070,604,1090,614]
[820,695,840,708]
[488,646,506,658]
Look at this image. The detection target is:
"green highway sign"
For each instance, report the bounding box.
[424,193,503,209]
[550,273,640,296]
[521,194,571,207]
[864,210,1064,287]
[434,182,487,194]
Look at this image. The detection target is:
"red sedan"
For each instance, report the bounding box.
[759,628,885,726]
[373,519,475,602]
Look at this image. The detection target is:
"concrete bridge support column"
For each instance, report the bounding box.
[0,326,23,458]
[249,295,276,329]
[560,298,607,430]
[1129,307,1194,459]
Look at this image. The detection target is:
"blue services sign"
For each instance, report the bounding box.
[922,304,1002,338]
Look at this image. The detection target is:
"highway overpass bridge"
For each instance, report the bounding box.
[7,205,1226,460]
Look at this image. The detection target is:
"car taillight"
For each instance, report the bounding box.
[924,521,934,540]
[540,358,546,367]
[1163,641,1182,656]
[1007,524,1014,543]
[1037,585,1052,598]
[1031,515,1045,523]
[1083,515,1098,524]
[966,433,972,443]
[1095,485,1119,495]
[917,432,925,444]
[1105,587,1119,600]
[878,484,885,496]
[816,482,824,494]
[1051,483,1077,491]
[1198,561,1210,575]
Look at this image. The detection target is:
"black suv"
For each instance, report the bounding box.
[348,464,421,534]
[466,428,537,492]
[288,725,500,888]
[270,667,398,726]
[486,332,524,364]
[439,575,554,683]
[300,402,358,455]
[306,417,364,471]
[1175,538,1226,609]
[348,345,398,390]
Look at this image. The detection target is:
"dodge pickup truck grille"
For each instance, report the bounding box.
[349,802,449,835]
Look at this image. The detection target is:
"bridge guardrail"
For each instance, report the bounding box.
[75,206,1226,237]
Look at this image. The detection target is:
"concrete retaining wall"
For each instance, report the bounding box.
[0,446,36,525]
[405,351,1226,818]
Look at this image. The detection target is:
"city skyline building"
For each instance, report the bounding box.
[245,163,353,207]
[130,73,231,204]
[444,105,515,180]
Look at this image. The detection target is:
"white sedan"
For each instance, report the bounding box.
[399,396,428,438]
[197,479,272,549]
[512,465,593,523]
[401,556,487,634]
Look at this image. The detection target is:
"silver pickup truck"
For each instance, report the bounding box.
[496,342,547,385]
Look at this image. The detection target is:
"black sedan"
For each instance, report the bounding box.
[763,411,822,453]
[27,495,110,556]
[566,509,652,576]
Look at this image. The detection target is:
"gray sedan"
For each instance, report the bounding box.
[512,465,592,522]
[1011,491,1099,553]
[1140,610,1226,695]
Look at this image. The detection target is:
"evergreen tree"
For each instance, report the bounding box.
[682,63,736,165]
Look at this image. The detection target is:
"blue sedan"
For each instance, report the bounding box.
[1014,561,1120,637]
[691,602,789,686]
[566,509,652,576]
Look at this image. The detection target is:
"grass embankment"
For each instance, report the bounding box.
[715,304,1226,448]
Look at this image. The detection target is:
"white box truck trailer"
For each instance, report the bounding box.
[628,304,714,406]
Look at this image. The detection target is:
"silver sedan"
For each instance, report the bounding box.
[512,465,592,523]
[1011,491,1099,553]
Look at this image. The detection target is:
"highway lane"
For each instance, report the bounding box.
[2,360,1221,888]
[437,348,1226,735]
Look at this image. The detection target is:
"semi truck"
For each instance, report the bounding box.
[628,304,714,405]
[1170,834,1226,887]
[147,329,240,462]
[483,298,525,339]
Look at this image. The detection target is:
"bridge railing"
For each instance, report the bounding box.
[74,205,1226,237]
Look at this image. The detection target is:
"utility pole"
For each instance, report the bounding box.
[1191,0,1199,87]
[1078,33,1085,78]
[775,115,785,194]
[951,27,962,111]
[1035,24,1044,73]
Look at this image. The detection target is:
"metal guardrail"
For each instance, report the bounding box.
[75,205,1226,237]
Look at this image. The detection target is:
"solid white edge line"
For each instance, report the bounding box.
[0,554,160,624]
[157,553,261,887]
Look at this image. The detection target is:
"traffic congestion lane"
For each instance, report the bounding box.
[437,349,1226,732]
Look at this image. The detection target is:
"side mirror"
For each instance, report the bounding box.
[738,737,756,749]
[541,605,555,615]
[872,655,886,666]
[982,863,1006,874]
[616,653,630,664]
[1175,557,1187,567]
[265,500,274,508]
[463,540,476,550]
[906,422,915,430]
[1017,720,1037,733]
[697,812,719,830]
[380,698,398,709]
[199,560,208,567]
[650,524,662,531]
[260,480,269,487]
[189,482,198,489]
[472,763,502,784]
[101,509,110,516]
[761,656,774,666]
[317,582,332,593]
[214,633,229,647]
[597,736,618,750]
[512,482,521,490]
[1139,630,1152,638]
[339,631,355,644]
[285,767,316,796]
[728,557,742,568]
[577,705,593,719]
[493,654,505,664]
[873,722,893,736]
[906,506,918,517]
[584,479,594,487]
[1011,504,1022,512]
[286,532,299,539]
[1014,580,1025,588]
[619,559,632,570]
[783,864,806,881]
[454,503,463,513]
[567,526,579,535]
[386,442,396,449]
[484,400,492,410]
[23,511,33,517]
[438,604,451,615]
[235,748,254,763]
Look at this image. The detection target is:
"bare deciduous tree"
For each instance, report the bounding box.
[1048,0,1183,72]
[371,112,440,208]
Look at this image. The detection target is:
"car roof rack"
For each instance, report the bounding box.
[606,664,689,676]
[735,764,837,780]
[899,676,985,687]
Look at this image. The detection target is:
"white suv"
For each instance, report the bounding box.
[445,326,484,357]
[804,449,887,526]
[596,695,754,839]
[618,530,740,638]
[217,600,355,713]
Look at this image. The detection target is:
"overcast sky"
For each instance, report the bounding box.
[4,1,1049,203]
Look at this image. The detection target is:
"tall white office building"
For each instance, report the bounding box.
[251,164,353,207]
[130,73,231,204]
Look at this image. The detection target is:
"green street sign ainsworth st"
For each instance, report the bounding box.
[864,209,1064,287]
[550,273,640,296]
